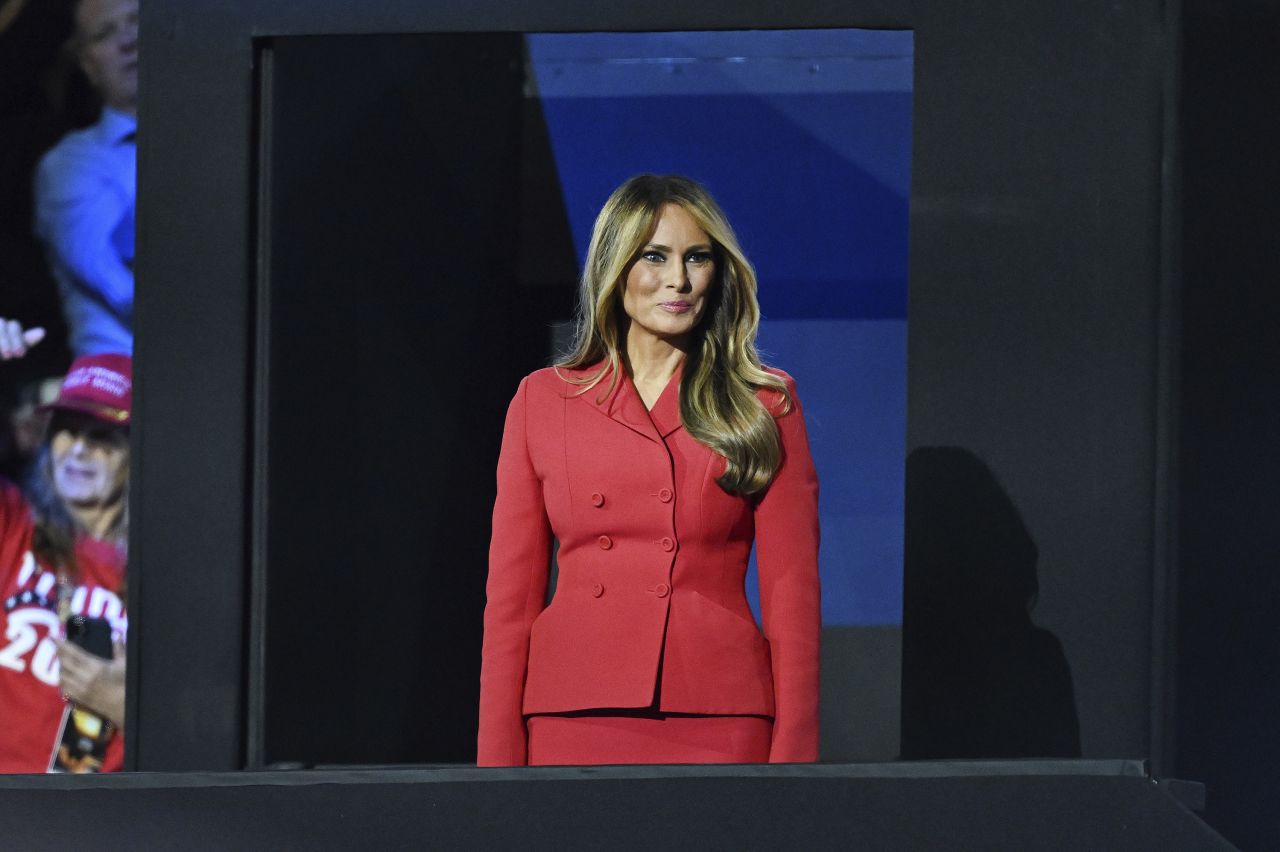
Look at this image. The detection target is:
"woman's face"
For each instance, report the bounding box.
[622,203,716,347]
[49,413,129,507]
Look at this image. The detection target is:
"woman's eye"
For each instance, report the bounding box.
[642,251,665,263]
[687,252,713,265]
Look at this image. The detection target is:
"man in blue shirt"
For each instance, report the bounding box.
[34,0,138,356]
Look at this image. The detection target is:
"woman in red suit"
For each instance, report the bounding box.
[478,174,820,766]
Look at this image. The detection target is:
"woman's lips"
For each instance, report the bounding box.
[659,301,693,314]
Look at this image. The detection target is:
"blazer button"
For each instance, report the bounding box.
[659,537,674,552]
[591,492,604,507]
[598,535,613,550]
[592,583,604,597]
[658,488,673,503]
[650,583,670,598]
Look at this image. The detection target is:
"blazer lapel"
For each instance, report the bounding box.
[647,364,684,439]
[572,360,684,443]
[607,370,663,443]
[572,362,662,444]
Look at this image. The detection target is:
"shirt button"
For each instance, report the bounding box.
[598,535,613,550]
[651,583,670,598]
[659,537,674,552]
[590,492,604,507]
[592,583,605,597]
[658,488,673,503]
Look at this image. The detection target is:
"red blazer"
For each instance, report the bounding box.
[477,363,820,766]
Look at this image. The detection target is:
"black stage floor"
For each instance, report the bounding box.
[0,760,1232,850]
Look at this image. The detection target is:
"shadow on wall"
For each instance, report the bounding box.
[900,446,1081,759]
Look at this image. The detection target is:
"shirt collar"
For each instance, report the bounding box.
[96,106,138,146]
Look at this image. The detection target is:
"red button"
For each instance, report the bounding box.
[658,488,673,503]
[598,535,613,550]
[659,537,674,552]
[592,583,604,598]
[651,583,670,598]
[591,492,604,507]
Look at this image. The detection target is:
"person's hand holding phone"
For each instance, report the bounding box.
[58,631,126,727]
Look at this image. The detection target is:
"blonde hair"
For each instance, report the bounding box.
[558,174,790,495]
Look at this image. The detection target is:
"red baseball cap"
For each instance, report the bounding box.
[38,354,132,427]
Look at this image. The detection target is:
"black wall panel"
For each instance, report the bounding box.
[900,2,1175,762]
[1176,1,1280,846]
[258,34,542,765]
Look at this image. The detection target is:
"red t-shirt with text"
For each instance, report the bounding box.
[0,481,126,773]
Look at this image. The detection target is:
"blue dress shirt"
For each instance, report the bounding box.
[34,107,136,356]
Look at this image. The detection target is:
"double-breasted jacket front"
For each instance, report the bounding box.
[477,363,820,766]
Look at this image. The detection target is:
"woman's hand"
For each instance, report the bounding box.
[58,639,126,727]
[0,318,45,360]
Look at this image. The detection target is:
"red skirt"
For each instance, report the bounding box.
[526,713,773,766]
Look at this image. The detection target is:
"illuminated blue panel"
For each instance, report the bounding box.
[528,29,911,625]
[748,319,908,625]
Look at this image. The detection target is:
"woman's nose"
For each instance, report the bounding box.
[666,262,690,290]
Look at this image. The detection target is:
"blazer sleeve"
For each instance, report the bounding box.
[754,374,821,762]
[477,376,552,766]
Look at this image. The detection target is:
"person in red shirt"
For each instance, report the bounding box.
[478,175,821,766]
[0,318,128,772]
